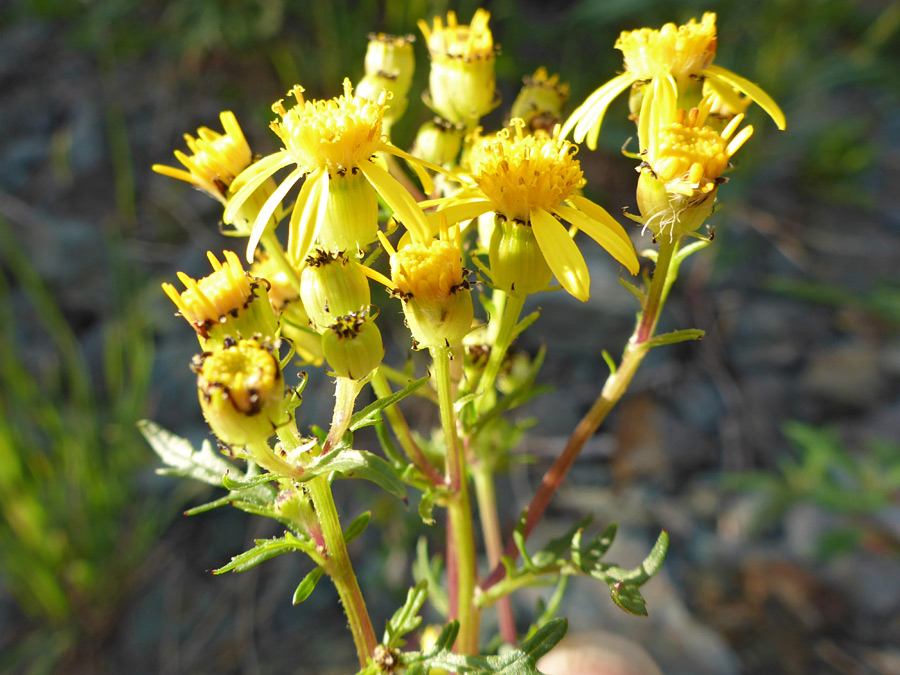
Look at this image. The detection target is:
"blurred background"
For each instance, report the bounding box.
[1,0,899,673]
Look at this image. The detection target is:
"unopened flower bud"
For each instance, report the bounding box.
[300,250,371,333]
[488,215,553,297]
[412,118,466,168]
[322,311,384,380]
[196,338,285,446]
[508,68,570,134]
[163,251,278,350]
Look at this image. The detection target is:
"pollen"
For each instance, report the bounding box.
[419,8,494,62]
[163,251,252,328]
[468,123,583,222]
[616,12,717,80]
[270,79,386,174]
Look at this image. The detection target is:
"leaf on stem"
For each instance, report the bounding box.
[384,580,428,649]
[293,566,324,604]
[349,375,430,431]
[643,328,705,349]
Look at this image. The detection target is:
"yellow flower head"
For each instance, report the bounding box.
[419,9,499,128]
[468,124,584,223]
[561,12,784,151]
[163,251,277,347]
[152,112,251,203]
[380,224,473,348]
[617,12,718,82]
[196,338,285,446]
[423,122,638,302]
[225,79,438,266]
[272,80,385,174]
[637,98,753,237]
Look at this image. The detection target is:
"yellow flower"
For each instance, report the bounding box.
[163,250,278,347]
[152,111,251,203]
[153,112,281,236]
[196,338,285,446]
[637,97,754,238]
[425,122,638,302]
[419,8,499,128]
[561,12,785,150]
[224,79,437,265]
[379,223,474,348]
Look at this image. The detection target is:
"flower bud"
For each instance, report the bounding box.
[508,68,570,134]
[322,311,384,380]
[364,33,415,92]
[412,118,466,168]
[163,251,278,350]
[488,215,553,297]
[196,338,285,446]
[419,9,499,129]
[300,249,372,333]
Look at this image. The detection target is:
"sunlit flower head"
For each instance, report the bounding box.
[163,250,277,347]
[419,9,499,128]
[379,224,474,348]
[423,122,638,301]
[561,12,785,150]
[224,79,437,266]
[152,111,251,203]
[637,98,753,238]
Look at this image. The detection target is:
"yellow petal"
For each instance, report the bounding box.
[152,164,199,185]
[702,65,786,130]
[379,141,459,186]
[225,151,292,224]
[360,159,430,244]
[287,169,325,264]
[245,166,305,262]
[531,207,590,302]
[426,200,493,235]
[563,72,636,150]
[554,203,638,276]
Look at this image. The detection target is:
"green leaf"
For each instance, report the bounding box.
[619,275,646,303]
[305,448,406,500]
[293,566,324,604]
[140,421,234,487]
[213,536,303,574]
[643,328,705,349]
[610,582,647,616]
[418,486,448,526]
[512,310,541,341]
[343,511,371,544]
[349,375,429,431]
[384,580,428,649]
[518,617,568,662]
[414,537,448,616]
[222,470,283,491]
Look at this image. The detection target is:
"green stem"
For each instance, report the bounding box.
[370,369,444,486]
[306,475,377,667]
[482,236,684,590]
[431,345,479,653]
[260,230,304,296]
[476,294,526,414]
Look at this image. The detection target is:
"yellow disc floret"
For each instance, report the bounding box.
[197,338,285,446]
[271,80,386,174]
[616,12,717,82]
[468,124,583,223]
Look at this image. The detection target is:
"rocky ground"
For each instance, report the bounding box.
[1,4,899,674]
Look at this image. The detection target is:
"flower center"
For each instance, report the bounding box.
[271,80,385,174]
[469,126,583,222]
[391,239,463,303]
[616,12,717,80]
[200,339,280,414]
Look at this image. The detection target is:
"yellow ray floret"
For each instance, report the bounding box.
[152,111,252,203]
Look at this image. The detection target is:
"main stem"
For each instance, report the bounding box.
[431,345,479,653]
[483,237,681,589]
[306,475,377,667]
[476,294,526,412]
